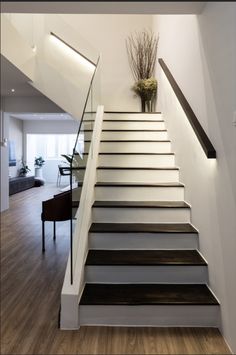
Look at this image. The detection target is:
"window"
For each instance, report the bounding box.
[26,134,77,163]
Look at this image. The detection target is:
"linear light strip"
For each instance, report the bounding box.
[50,32,96,69]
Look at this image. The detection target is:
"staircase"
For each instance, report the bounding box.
[78,112,220,327]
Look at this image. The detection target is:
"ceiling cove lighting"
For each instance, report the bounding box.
[50,32,96,72]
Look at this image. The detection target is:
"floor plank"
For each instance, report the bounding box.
[0,184,231,354]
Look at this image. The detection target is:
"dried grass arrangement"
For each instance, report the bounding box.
[126,30,159,112]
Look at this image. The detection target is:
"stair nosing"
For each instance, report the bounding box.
[103,119,165,122]
[97,152,174,156]
[80,283,219,306]
[95,182,184,187]
[97,166,179,170]
[99,140,171,143]
[92,201,191,209]
[81,129,167,132]
[89,223,198,234]
[86,250,207,266]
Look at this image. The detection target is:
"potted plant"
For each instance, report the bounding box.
[34,156,45,180]
[35,156,45,168]
[19,159,31,177]
[126,30,159,112]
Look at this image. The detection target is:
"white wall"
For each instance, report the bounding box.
[154,4,236,352]
[8,116,23,178]
[60,14,153,111]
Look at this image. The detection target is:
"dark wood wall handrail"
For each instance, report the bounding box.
[158,58,216,159]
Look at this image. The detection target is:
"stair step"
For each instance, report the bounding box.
[97,166,180,183]
[103,119,164,122]
[81,129,167,132]
[99,140,171,142]
[102,121,166,130]
[89,222,198,234]
[80,284,218,305]
[95,182,184,187]
[92,201,191,224]
[89,223,199,250]
[103,112,162,122]
[93,201,190,208]
[86,250,206,266]
[97,152,174,155]
[97,166,179,170]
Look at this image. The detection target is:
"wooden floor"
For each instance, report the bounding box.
[0,185,231,354]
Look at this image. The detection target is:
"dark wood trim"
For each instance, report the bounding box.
[81,129,167,132]
[103,119,164,122]
[97,166,179,170]
[158,58,216,159]
[89,222,198,234]
[93,201,190,209]
[95,182,184,187]
[83,152,174,155]
[99,140,171,143]
[104,111,161,114]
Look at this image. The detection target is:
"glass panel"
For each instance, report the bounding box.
[71,59,101,281]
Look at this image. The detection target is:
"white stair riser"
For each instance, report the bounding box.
[98,141,172,154]
[79,305,220,327]
[82,131,168,141]
[89,233,199,250]
[102,121,165,130]
[101,131,168,141]
[98,155,175,168]
[85,265,208,283]
[95,186,184,201]
[92,207,191,223]
[77,154,175,168]
[81,122,94,130]
[97,169,180,183]
[103,113,163,121]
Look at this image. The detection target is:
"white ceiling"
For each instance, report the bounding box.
[1,2,207,14]
[1,55,43,97]
[10,113,73,121]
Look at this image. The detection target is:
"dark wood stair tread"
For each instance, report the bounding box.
[99,140,171,142]
[104,111,162,114]
[80,284,218,305]
[103,119,164,122]
[98,152,174,155]
[95,182,184,187]
[82,152,174,155]
[89,223,198,234]
[97,166,179,170]
[86,250,206,266]
[93,201,190,208]
[81,129,167,132]
[102,129,167,132]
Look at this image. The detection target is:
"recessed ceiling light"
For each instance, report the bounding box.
[11,89,15,93]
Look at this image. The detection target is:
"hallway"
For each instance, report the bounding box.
[0,185,230,354]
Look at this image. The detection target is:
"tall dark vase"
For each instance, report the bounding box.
[141,97,146,112]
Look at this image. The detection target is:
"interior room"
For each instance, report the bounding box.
[1,2,235,355]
